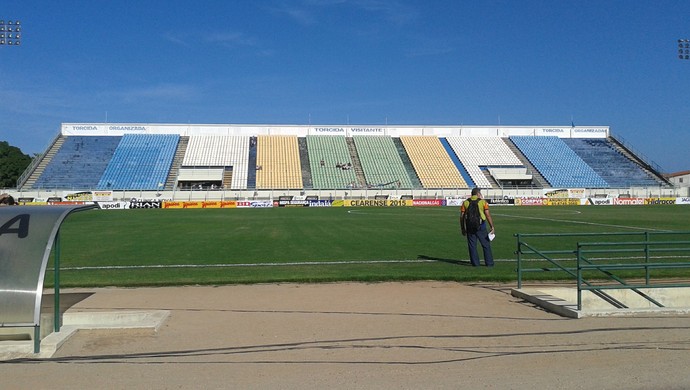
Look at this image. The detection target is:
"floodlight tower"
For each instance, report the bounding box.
[0,20,21,46]
[678,39,689,59]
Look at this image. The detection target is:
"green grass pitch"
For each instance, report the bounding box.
[48,205,690,287]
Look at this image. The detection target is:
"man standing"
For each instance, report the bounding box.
[460,188,495,267]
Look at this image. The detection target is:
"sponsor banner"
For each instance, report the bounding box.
[237,201,273,208]
[447,197,515,206]
[445,198,464,207]
[19,202,49,206]
[543,198,582,206]
[130,200,162,208]
[331,199,345,207]
[677,197,690,205]
[413,199,444,207]
[17,197,34,203]
[64,191,93,201]
[92,191,114,202]
[486,198,515,205]
[645,198,677,205]
[612,198,645,206]
[278,200,308,207]
[344,199,412,207]
[568,189,586,199]
[515,198,544,206]
[97,201,130,210]
[586,198,613,206]
[308,200,333,207]
[48,201,90,205]
[543,189,569,199]
[163,201,238,209]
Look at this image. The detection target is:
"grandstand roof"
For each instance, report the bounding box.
[665,170,690,178]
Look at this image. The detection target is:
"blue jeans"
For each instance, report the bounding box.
[466,222,494,267]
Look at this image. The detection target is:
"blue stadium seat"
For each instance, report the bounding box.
[511,136,609,188]
[562,138,660,188]
[97,134,179,190]
[34,136,122,189]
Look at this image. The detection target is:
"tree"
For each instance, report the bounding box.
[0,141,32,188]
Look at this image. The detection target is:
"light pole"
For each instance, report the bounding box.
[678,39,689,60]
[0,20,21,46]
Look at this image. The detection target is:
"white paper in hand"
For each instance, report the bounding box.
[488,232,496,241]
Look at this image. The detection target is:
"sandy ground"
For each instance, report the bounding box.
[2,282,690,389]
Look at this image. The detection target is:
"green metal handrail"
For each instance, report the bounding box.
[576,240,690,310]
[515,231,690,311]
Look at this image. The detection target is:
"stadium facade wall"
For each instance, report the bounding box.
[61,123,609,139]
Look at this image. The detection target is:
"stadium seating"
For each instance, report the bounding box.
[34,136,122,189]
[97,134,179,190]
[306,135,358,189]
[25,131,670,192]
[511,136,609,188]
[400,136,467,188]
[353,136,413,188]
[562,138,660,188]
[255,135,303,189]
[446,137,524,188]
[182,135,250,189]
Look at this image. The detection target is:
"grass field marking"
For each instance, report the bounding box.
[56,259,438,271]
[346,208,449,217]
[51,254,688,272]
[54,258,532,271]
[492,212,670,232]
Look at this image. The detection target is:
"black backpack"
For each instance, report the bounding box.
[464,199,482,233]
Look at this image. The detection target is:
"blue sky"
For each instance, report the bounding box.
[1,0,689,173]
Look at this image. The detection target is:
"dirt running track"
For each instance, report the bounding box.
[2,282,689,389]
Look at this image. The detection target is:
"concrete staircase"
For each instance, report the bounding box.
[222,167,233,189]
[298,137,313,189]
[503,138,548,188]
[392,138,422,188]
[345,137,367,187]
[20,135,65,189]
[164,136,189,190]
[482,170,500,188]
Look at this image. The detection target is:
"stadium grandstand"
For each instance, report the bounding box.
[12,123,677,201]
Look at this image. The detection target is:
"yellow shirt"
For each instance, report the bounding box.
[461,196,489,221]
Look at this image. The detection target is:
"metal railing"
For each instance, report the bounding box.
[15,132,62,189]
[515,231,690,310]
